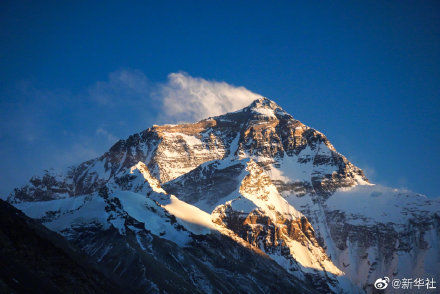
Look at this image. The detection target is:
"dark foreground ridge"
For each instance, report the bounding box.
[0,199,128,294]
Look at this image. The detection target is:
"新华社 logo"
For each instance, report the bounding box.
[374,277,390,290]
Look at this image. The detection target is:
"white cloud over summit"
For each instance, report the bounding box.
[156,72,261,122]
[86,70,260,123]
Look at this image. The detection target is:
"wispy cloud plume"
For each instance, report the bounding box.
[87,70,260,123]
[156,72,260,122]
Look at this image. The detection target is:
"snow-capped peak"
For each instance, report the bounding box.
[6,96,439,294]
[244,97,290,118]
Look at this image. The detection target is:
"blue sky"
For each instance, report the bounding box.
[0,1,439,197]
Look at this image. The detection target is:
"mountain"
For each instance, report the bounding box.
[6,97,440,293]
[0,199,128,294]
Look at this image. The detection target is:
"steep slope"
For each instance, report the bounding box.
[210,160,347,292]
[10,165,317,293]
[288,184,440,293]
[0,199,127,294]
[6,97,440,293]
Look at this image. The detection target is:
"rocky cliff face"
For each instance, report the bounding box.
[6,97,440,293]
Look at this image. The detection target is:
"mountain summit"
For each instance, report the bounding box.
[6,98,440,293]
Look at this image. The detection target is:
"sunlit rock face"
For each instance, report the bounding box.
[9,98,367,202]
[7,97,440,293]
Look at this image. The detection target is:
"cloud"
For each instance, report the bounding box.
[96,127,118,144]
[156,72,261,123]
[87,70,260,123]
[88,69,151,106]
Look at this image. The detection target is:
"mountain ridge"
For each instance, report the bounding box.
[0,199,129,294]
[6,97,440,293]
